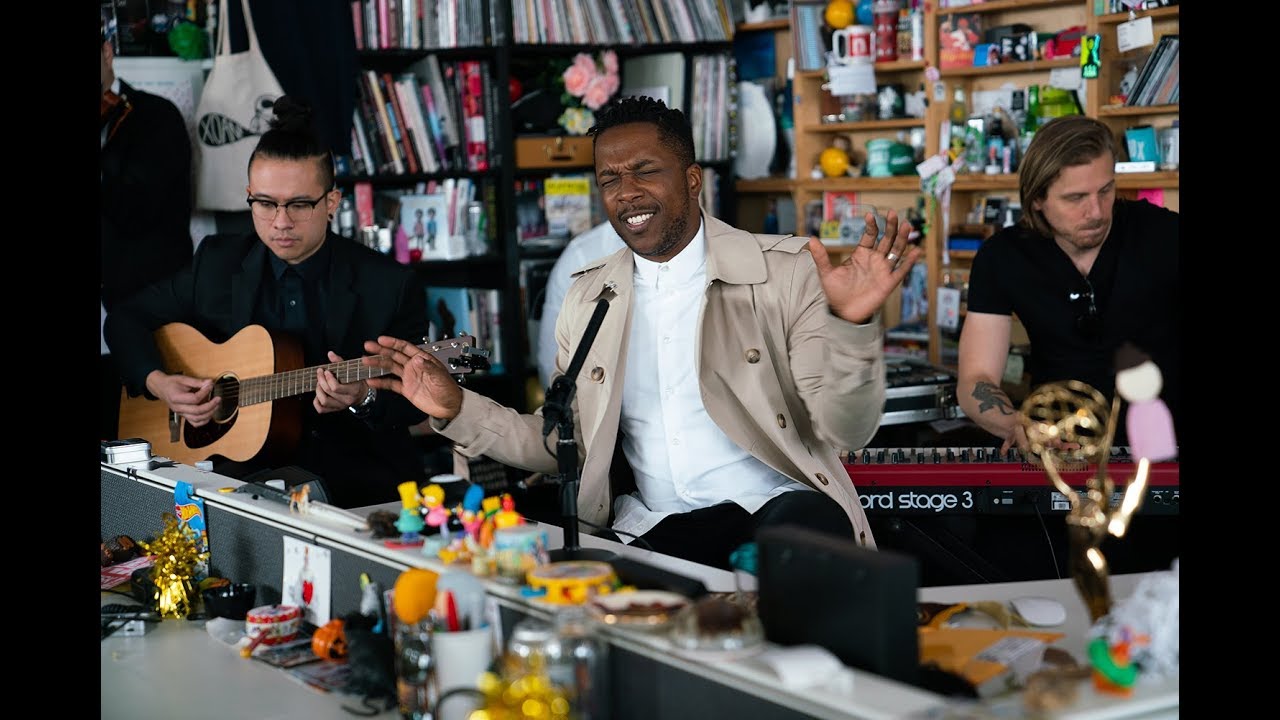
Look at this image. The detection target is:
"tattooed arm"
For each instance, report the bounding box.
[957,311,1027,453]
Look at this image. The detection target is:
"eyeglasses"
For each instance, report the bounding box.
[1068,277,1101,339]
[246,193,329,222]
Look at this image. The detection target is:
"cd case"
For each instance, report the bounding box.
[101,438,152,464]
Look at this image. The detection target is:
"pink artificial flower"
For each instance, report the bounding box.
[600,71,620,98]
[602,50,619,76]
[583,75,613,110]
[563,62,593,98]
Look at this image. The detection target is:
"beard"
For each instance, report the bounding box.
[629,192,692,260]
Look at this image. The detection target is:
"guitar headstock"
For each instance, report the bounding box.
[420,333,491,376]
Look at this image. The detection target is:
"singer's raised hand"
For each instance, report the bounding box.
[806,209,923,325]
[362,336,463,420]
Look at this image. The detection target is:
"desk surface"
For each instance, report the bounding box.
[102,618,395,720]
[101,460,1178,720]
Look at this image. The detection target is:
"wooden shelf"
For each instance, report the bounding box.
[737,18,790,32]
[736,178,795,193]
[797,176,922,191]
[939,0,1079,14]
[952,174,1020,191]
[803,118,926,133]
[1097,6,1179,24]
[797,59,926,80]
[947,250,977,261]
[1114,171,1179,189]
[940,57,1078,77]
[1097,104,1179,117]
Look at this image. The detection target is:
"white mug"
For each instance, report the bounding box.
[833,25,876,65]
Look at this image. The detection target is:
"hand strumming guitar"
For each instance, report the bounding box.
[144,370,220,427]
[314,350,369,414]
[362,336,463,421]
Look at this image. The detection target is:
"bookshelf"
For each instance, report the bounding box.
[732,0,1179,367]
[340,0,740,412]
[924,0,1180,366]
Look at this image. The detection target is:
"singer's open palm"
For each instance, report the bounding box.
[806,209,923,325]
[362,336,464,420]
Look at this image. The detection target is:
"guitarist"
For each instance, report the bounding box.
[105,96,429,508]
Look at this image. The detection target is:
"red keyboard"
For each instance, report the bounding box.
[843,447,1179,515]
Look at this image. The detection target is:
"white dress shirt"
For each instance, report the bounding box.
[611,219,809,542]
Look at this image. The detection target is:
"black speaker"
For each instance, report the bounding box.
[756,525,920,687]
[240,465,331,505]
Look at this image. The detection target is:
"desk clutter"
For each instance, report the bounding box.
[100,465,1178,718]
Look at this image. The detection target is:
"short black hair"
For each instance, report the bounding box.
[588,96,696,169]
[248,95,336,190]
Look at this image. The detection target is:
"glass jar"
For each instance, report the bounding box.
[545,606,608,720]
[394,618,434,720]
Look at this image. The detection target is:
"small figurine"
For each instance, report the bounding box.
[393,481,425,544]
[421,484,450,530]
[288,484,311,515]
[494,493,524,530]
[1114,343,1177,461]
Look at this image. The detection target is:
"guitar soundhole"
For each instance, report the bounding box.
[182,375,239,451]
[212,375,241,423]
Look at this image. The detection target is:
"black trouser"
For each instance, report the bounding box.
[101,353,121,441]
[617,490,854,571]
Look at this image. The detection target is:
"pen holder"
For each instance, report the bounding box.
[432,626,496,720]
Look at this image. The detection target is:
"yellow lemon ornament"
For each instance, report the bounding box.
[392,567,439,624]
[819,146,851,178]
[824,0,855,30]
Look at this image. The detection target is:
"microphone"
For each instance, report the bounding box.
[543,298,610,438]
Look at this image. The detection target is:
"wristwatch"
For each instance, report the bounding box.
[349,386,377,416]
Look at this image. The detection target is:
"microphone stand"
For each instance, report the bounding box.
[549,402,614,563]
[544,298,616,563]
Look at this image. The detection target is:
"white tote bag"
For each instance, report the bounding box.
[194,0,285,211]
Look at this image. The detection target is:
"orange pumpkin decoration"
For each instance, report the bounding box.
[312,618,348,660]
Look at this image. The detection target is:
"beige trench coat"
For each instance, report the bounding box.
[434,214,885,547]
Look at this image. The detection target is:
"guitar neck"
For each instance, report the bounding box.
[239,358,392,406]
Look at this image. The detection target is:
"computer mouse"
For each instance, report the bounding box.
[1009,596,1066,627]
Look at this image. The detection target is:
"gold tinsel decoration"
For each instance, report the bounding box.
[137,512,209,619]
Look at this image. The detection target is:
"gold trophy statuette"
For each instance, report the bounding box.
[1019,381,1151,623]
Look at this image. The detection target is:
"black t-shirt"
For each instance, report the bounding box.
[966,199,1179,432]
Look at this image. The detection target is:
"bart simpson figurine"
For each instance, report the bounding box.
[394,481,425,544]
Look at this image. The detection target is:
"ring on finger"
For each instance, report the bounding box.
[886,251,899,262]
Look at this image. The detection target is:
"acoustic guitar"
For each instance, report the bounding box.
[116,323,489,466]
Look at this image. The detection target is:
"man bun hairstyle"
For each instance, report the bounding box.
[249,95,336,190]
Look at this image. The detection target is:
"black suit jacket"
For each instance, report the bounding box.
[104,231,430,507]
[101,80,194,311]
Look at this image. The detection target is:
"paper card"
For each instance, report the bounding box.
[282,537,332,626]
[1116,16,1155,53]
[937,286,962,331]
[827,63,877,97]
[1048,67,1082,90]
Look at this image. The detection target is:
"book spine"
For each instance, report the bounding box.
[351,0,364,50]
[356,73,392,174]
[382,71,420,174]
[354,181,375,229]
[365,70,405,174]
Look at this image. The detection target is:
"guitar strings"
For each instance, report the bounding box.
[201,343,475,403]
